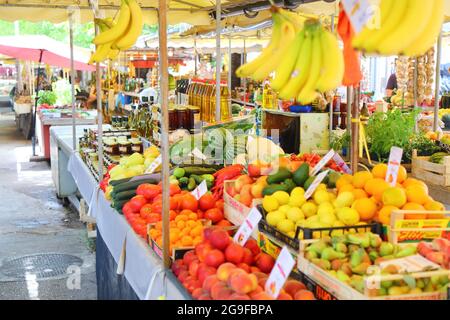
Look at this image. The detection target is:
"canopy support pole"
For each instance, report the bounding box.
[228,37,232,92]
[215,0,222,123]
[69,11,77,152]
[351,86,360,173]
[158,0,171,270]
[242,38,247,108]
[93,14,104,182]
[433,32,442,132]
[329,13,335,146]
[30,51,43,159]
[346,86,352,158]
[194,36,198,77]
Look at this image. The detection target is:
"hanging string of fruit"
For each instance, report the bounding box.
[90,0,143,64]
[236,7,344,105]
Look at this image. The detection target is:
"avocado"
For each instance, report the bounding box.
[262,184,290,196]
[267,167,292,184]
[303,176,316,191]
[327,170,342,189]
[283,179,297,193]
[293,163,310,187]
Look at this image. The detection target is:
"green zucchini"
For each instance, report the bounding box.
[111,190,136,202]
[112,178,158,194]
[183,166,217,176]
[262,184,289,196]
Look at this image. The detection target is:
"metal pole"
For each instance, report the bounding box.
[158,0,171,270]
[329,14,335,144]
[194,36,198,77]
[215,0,222,123]
[346,86,352,157]
[69,12,77,152]
[228,37,232,92]
[433,32,442,132]
[351,86,360,173]
[95,28,104,181]
[242,38,247,108]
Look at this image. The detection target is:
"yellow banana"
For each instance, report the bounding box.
[353,0,394,49]
[361,0,407,53]
[90,43,113,64]
[114,0,143,50]
[236,13,283,78]
[297,29,322,104]
[271,29,305,91]
[278,8,304,32]
[377,0,433,55]
[251,19,296,81]
[402,0,445,57]
[93,0,130,45]
[278,27,313,100]
[108,49,120,60]
[316,29,344,93]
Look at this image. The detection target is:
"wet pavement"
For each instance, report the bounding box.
[0,107,96,300]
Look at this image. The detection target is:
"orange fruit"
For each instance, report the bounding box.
[382,187,407,207]
[193,236,203,246]
[188,212,198,220]
[397,166,408,183]
[339,184,355,194]
[155,221,163,230]
[372,163,388,179]
[378,206,398,225]
[352,171,374,189]
[190,225,203,237]
[181,227,191,236]
[337,174,353,190]
[353,188,369,200]
[402,202,427,220]
[352,198,378,221]
[176,220,186,229]
[186,220,197,228]
[371,179,391,202]
[402,178,421,189]
[181,235,193,247]
[424,200,445,212]
[405,185,429,205]
[364,178,386,196]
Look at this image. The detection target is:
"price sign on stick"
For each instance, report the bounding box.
[341,0,374,33]
[304,170,330,200]
[191,180,208,200]
[385,147,403,186]
[265,247,295,299]
[233,207,262,246]
[332,153,352,174]
[145,155,162,174]
[311,150,335,176]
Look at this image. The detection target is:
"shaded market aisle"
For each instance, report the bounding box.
[0,106,96,299]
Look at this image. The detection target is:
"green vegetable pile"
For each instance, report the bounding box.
[403,133,442,163]
[37,90,57,106]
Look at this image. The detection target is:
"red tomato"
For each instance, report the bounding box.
[170,196,180,210]
[146,213,161,224]
[204,208,224,224]
[140,204,153,218]
[169,210,177,221]
[153,194,163,203]
[215,199,224,212]
[169,184,182,196]
[198,193,215,211]
[181,194,198,212]
[122,202,134,216]
[151,200,163,214]
[197,210,204,219]
[129,195,147,213]
[138,184,162,201]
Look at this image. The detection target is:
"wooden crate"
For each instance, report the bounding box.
[297,239,450,300]
[387,210,450,244]
[411,150,450,187]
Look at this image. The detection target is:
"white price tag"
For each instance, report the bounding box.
[265,247,295,299]
[304,170,330,200]
[341,0,374,33]
[190,147,207,160]
[385,147,403,186]
[145,155,162,174]
[191,180,208,200]
[233,207,262,246]
[332,153,352,174]
[310,150,335,176]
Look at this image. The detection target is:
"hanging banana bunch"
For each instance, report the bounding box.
[352,0,444,57]
[90,0,143,64]
[236,7,344,105]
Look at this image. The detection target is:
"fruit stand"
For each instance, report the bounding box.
[3,0,450,302]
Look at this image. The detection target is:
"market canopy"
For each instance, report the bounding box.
[0,35,95,71]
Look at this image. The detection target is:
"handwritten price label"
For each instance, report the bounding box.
[145,155,162,174]
[385,147,403,186]
[265,247,295,299]
[310,150,335,176]
[233,207,262,246]
[191,180,208,200]
[332,153,352,174]
[304,170,330,200]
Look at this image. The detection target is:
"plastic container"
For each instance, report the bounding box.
[289,105,313,113]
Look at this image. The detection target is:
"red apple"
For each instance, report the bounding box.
[183,250,198,266]
[195,242,213,262]
[244,238,261,256]
[204,249,225,268]
[242,248,254,265]
[209,229,231,251]
[225,243,245,264]
[256,253,275,273]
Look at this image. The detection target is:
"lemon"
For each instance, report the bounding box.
[318,202,335,216]
[331,220,345,236]
[328,192,337,202]
[301,201,318,218]
[278,205,291,214]
[273,191,290,206]
[266,210,285,227]
[305,215,320,227]
[317,183,328,191]
[333,191,355,208]
[336,207,360,226]
[286,207,305,223]
[289,193,306,207]
[318,203,337,225]
[263,195,280,212]
[277,219,295,234]
[290,187,305,198]
[313,189,331,205]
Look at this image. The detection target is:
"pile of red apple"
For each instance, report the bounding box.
[171,228,315,300]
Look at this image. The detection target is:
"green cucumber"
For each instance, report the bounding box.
[112,178,158,194]
[267,168,292,184]
[262,184,289,196]
[111,190,136,202]
[182,166,217,176]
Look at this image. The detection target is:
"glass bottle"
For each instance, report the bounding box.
[209,85,216,123]
[202,84,212,123]
[220,85,231,121]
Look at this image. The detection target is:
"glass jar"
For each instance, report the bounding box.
[176,107,189,129]
[104,141,119,155]
[187,106,200,131]
[169,107,178,131]
[118,141,132,155]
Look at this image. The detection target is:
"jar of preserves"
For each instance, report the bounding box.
[176,106,189,129]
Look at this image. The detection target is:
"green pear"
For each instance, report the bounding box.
[351,262,371,275]
[350,248,366,268]
[334,242,348,254]
[321,247,346,261]
[340,262,353,277]
[369,233,382,248]
[388,286,404,296]
[305,250,318,261]
[379,242,394,257]
[311,258,331,270]
[306,240,328,256]
[395,245,417,258]
[378,287,387,296]
[368,250,379,262]
[337,270,351,283]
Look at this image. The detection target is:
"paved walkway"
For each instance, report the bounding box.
[0,107,96,299]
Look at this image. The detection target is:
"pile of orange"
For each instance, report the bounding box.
[149,209,205,251]
[335,163,446,225]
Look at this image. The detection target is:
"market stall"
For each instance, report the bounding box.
[3,0,450,302]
